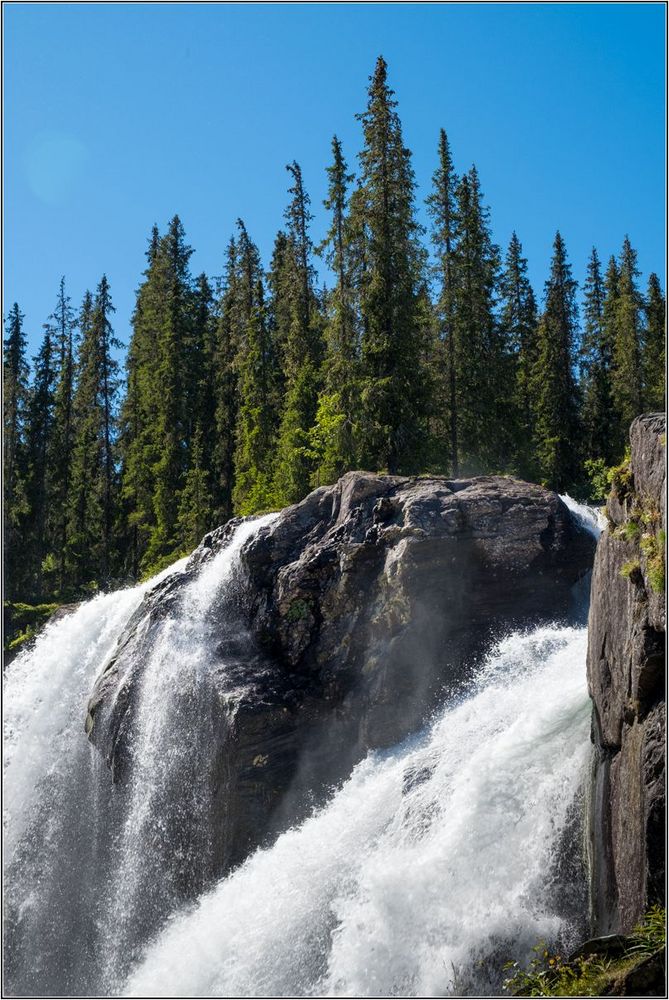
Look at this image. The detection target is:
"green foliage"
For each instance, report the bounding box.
[532,232,581,492]
[620,558,641,580]
[285,598,312,623]
[503,907,666,997]
[583,457,610,501]
[4,601,60,655]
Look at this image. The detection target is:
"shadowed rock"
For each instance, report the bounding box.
[587,413,666,935]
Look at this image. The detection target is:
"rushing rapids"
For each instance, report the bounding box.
[3,500,601,997]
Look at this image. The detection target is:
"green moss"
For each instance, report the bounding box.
[620,559,641,580]
[503,906,666,997]
[285,598,312,623]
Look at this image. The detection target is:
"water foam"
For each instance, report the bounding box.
[125,625,592,998]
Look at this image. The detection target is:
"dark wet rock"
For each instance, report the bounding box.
[87,472,595,873]
[588,413,666,935]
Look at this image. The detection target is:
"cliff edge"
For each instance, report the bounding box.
[588,413,666,935]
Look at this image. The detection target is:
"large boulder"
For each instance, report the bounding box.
[587,414,666,934]
[87,472,595,872]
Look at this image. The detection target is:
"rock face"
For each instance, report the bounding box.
[88,472,594,874]
[587,413,666,935]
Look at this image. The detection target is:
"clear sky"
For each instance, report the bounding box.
[4,2,666,355]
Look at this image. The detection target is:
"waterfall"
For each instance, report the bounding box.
[3,515,276,997]
[124,626,592,998]
[4,501,600,998]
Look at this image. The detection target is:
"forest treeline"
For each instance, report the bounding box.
[4,57,665,603]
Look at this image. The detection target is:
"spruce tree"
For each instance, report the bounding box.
[118,226,162,577]
[68,281,121,585]
[580,248,617,466]
[426,128,459,474]
[611,236,645,440]
[273,162,324,504]
[499,232,538,478]
[148,217,195,566]
[313,136,360,484]
[450,167,509,472]
[643,272,665,411]
[352,56,430,474]
[26,325,59,595]
[48,277,77,589]
[233,278,280,514]
[210,238,241,524]
[3,304,30,597]
[532,232,581,491]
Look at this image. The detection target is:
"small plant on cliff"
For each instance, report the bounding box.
[285,598,312,624]
[620,558,641,581]
[503,907,666,997]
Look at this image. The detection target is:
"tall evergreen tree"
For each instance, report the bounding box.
[426,128,459,474]
[450,167,508,472]
[313,136,359,484]
[352,56,429,474]
[118,226,162,577]
[24,324,57,595]
[233,278,280,514]
[273,163,324,504]
[611,236,645,438]
[499,232,538,477]
[532,232,581,490]
[148,217,195,566]
[210,238,241,524]
[68,281,121,585]
[3,304,30,597]
[48,277,77,589]
[579,248,618,466]
[643,272,665,411]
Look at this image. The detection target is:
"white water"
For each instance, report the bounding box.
[4,502,599,998]
[125,626,592,998]
[3,557,188,863]
[560,494,606,538]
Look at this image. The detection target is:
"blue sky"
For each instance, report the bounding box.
[4,3,666,355]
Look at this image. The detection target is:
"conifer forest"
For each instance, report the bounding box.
[3,57,665,609]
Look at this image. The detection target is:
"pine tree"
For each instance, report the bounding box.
[426,128,459,474]
[532,232,581,491]
[450,166,508,473]
[499,232,539,478]
[24,324,57,596]
[148,217,195,566]
[611,237,645,440]
[273,162,324,504]
[580,248,617,466]
[643,272,665,411]
[352,56,429,474]
[67,280,121,585]
[233,278,280,514]
[210,238,241,524]
[48,277,77,590]
[313,136,359,484]
[118,226,162,578]
[3,304,30,597]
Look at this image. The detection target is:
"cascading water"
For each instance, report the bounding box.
[3,515,276,997]
[4,500,600,999]
[124,626,592,998]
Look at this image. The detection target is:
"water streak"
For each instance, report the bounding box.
[125,626,592,998]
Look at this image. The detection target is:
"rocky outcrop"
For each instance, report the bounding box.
[88,472,595,873]
[587,413,666,935]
